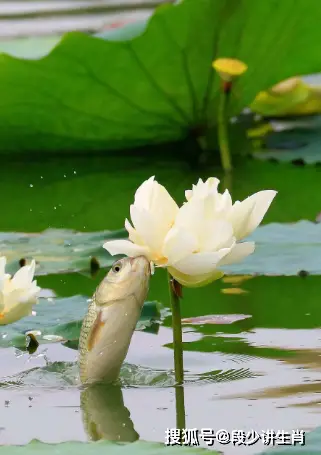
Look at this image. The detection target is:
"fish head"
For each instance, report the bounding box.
[95,256,151,309]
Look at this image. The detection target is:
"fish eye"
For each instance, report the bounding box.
[112,262,122,273]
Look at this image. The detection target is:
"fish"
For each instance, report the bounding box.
[78,255,151,384]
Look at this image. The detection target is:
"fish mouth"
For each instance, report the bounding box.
[129,256,151,275]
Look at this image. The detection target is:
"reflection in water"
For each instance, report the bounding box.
[81,383,139,442]
[175,385,186,430]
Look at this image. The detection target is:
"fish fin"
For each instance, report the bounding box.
[87,310,105,351]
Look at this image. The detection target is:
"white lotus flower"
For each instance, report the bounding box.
[0,258,40,325]
[165,177,277,286]
[104,176,179,264]
[103,176,277,287]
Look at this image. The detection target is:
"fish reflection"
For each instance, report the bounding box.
[81,382,139,442]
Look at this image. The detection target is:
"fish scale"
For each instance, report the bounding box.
[77,256,150,384]
[78,294,98,383]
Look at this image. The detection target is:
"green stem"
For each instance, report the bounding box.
[218,88,232,172]
[167,272,186,430]
[175,384,186,431]
[167,272,184,385]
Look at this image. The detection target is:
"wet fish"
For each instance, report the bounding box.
[79,256,151,384]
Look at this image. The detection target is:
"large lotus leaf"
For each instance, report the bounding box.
[0,297,164,350]
[2,0,321,152]
[0,440,211,455]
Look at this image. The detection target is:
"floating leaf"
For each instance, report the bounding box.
[3,221,321,278]
[222,220,321,276]
[0,228,127,276]
[0,297,163,350]
[181,314,251,325]
[2,0,321,152]
[251,112,321,164]
[253,130,321,164]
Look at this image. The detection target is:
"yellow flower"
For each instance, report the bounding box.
[213,58,248,82]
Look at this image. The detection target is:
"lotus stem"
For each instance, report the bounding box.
[218,83,232,173]
[167,272,186,430]
[175,384,186,432]
[167,273,184,385]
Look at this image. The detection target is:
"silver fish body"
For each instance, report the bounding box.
[79,256,150,384]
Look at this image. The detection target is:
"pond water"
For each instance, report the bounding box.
[0,153,320,454]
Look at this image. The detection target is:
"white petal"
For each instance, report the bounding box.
[134,177,178,224]
[229,190,277,240]
[200,219,235,252]
[174,198,204,237]
[148,183,178,221]
[187,177,220,200]
[125,219,144,245]
[163,227,198,264]
[0,300,33,325]
[218,242,255,266]
[103,239,149,258]
[130,206,163,253]
[216,189,232,213]
[0,292,4,312]
[130,193,178,254]
[168,266,224,288]
[134,176,155,209]
[0,257,6,277]
[172,248,231,275]
[244,190,277,237]
[11,260,36,289]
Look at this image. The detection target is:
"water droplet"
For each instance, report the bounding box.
[40,176,43,179]
[63,175,66,178]
[54,207,57,210]
[29,208,32,212]
[122,423,126,427]
[29,184,33,188]
[73,170,77,174]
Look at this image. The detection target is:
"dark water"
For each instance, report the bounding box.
[0,153,320,454]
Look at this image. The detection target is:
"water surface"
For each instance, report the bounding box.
[0,153,320,454]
